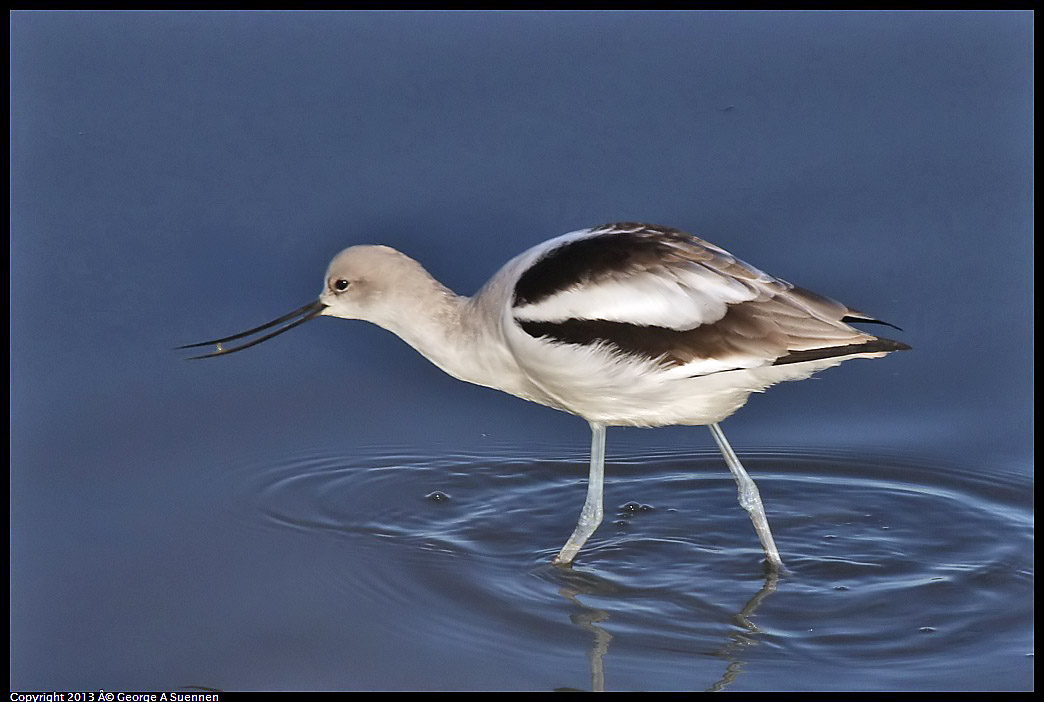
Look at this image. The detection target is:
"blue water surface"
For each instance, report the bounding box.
[10,10,1032,692]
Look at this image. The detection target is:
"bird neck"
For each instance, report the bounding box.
[371,267,462,348]
[362,266,477,379]
[370,265,528,396]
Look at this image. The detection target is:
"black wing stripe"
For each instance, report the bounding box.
[512,224,694,307]
[771,338,911,365]
[517,298,794,366]
[840,315,905,332]
[518,316,910,368]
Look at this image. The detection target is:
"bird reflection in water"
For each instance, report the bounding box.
[550,566,780,692]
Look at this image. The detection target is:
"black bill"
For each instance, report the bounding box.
[177,300,327,359]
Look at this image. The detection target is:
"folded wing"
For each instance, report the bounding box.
[511,222,909,376]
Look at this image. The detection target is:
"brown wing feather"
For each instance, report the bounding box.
[516,223,910,370]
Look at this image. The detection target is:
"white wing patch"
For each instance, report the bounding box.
[513,262,760,330]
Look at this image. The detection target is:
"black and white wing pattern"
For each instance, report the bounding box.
[510,222,909,376]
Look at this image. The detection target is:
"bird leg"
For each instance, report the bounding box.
[708,422,784,569]
[553,422,607,565]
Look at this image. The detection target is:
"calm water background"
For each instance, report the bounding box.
[10,11,1032,692]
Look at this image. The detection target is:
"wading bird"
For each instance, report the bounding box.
[180,223,909,568]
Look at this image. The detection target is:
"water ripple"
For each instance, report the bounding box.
[214,443,1031,690]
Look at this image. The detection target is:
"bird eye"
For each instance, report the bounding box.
[332,278,350,292]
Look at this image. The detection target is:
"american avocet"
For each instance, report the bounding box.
[181,222,910,568]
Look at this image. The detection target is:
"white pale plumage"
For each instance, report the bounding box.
[181,222,910,568]
[512,264,757,329]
